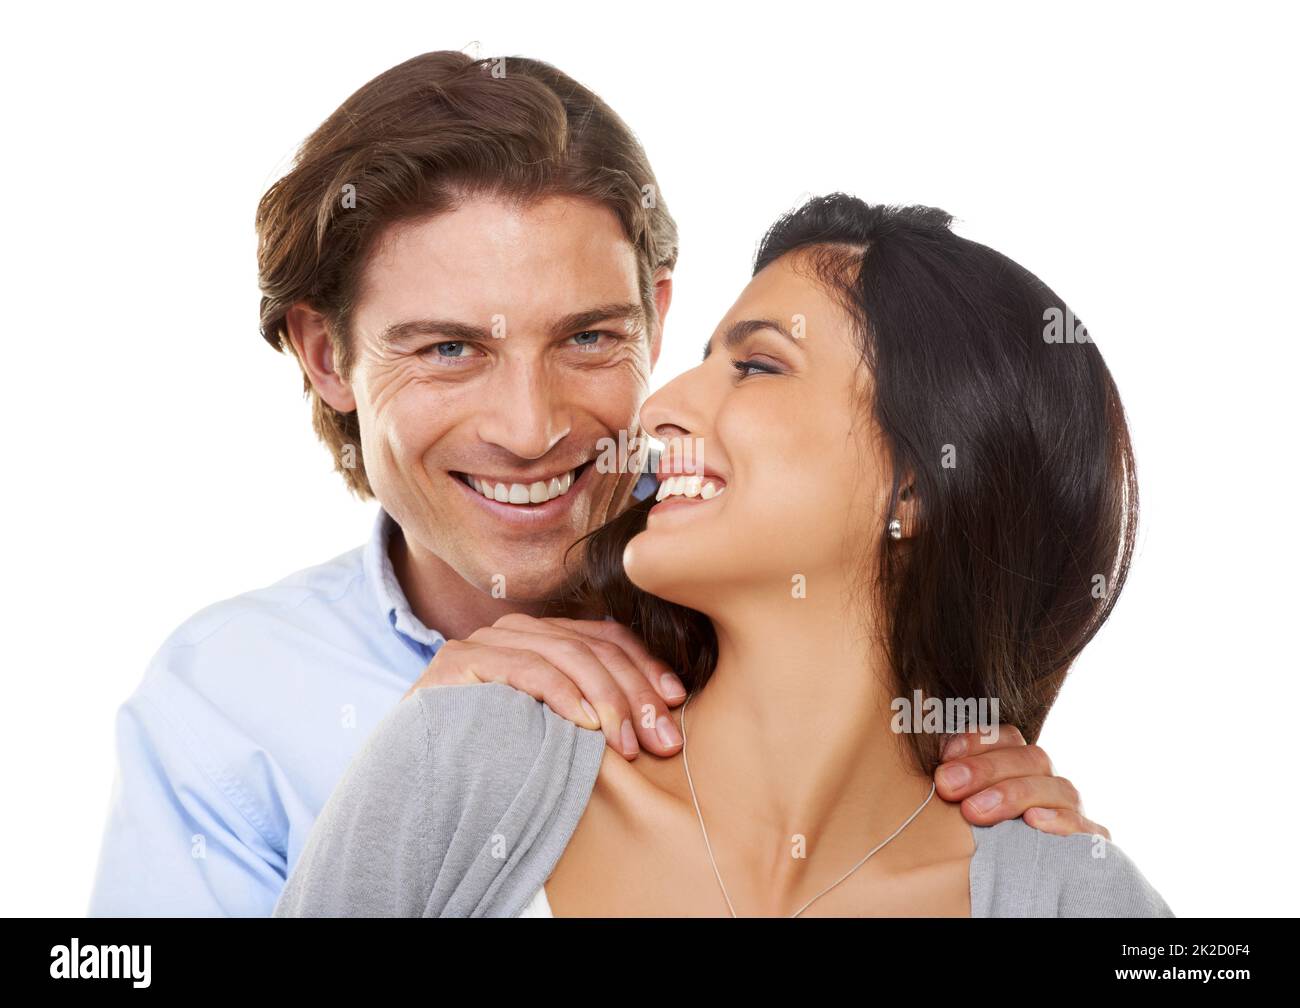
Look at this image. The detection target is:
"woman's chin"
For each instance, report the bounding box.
[621,530,713,610]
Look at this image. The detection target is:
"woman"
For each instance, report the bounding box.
[274,195,1171,917]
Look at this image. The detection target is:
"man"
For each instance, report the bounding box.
[89,51,1101,916]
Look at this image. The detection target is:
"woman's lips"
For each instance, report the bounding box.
[653,473,727,503]
[648,473,727,517]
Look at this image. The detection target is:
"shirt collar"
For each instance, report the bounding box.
[363,507,447,655]
[632,446,660,502]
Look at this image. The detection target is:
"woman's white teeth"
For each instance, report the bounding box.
[656,475,725,502]
[468,469,574,505]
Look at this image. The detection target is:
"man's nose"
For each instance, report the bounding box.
[476,359,572,460]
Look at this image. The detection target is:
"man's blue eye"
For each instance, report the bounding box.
[573,331,603,347]
[434,342,468,357]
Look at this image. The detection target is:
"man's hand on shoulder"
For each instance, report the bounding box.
[403,614,687,759]
[935,726,1110,840]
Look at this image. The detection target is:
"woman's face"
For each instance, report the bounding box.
[626,250,895,612]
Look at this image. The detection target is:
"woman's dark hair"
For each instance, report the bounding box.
[571,194,1137,775]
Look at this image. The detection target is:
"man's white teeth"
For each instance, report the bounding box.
[655,475,726,502]
[467,469,574,505]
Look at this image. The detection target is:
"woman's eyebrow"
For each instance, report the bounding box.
[702,317,802,360]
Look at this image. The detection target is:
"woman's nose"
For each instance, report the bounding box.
[639,364,722,479]
[639,366,707,442]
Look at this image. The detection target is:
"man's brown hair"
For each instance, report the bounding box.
[255,51,679,497]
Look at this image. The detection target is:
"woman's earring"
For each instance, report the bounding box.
[887,518,903,540]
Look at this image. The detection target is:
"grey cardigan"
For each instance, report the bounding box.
[273,682,1173,918]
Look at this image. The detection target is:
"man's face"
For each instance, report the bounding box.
[345,194,660,601]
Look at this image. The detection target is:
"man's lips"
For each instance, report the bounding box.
[453,462,586,505]
[448,461,595,526]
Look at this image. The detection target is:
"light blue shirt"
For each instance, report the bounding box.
[89,468,658,917]
[88,507,446,916]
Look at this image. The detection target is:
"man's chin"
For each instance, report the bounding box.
[461,556,581,607]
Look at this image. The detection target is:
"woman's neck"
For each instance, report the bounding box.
[680,581,934,864]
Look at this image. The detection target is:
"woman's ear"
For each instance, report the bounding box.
[285,302,357,413]
[892,477,921,539]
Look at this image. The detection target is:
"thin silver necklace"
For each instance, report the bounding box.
[679,692,938,918]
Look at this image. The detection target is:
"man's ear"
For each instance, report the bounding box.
[285,302,357,413]
[649,267,673,370]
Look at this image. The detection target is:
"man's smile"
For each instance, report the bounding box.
[447,461,597,527]
[455,463,582,504]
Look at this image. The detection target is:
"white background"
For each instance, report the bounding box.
[2,1,1295,917]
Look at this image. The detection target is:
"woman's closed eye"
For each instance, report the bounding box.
[730,356,784,380]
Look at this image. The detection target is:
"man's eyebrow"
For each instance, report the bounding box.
[551,302,647,338]
[378,318,493,347]
[702,318,802,360]
[378,302,647,348]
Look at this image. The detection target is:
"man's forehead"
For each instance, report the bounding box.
[356,199,643,330]
[368,195,636,274]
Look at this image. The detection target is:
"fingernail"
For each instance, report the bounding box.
[620,719,639,756]
[579,699,599,728]
[937,763,971,790]
[969,789,1001,814]
[943,736,967,760]
[659,673,686,701]
[1030,807,1057,820]
[656,715,682,748]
